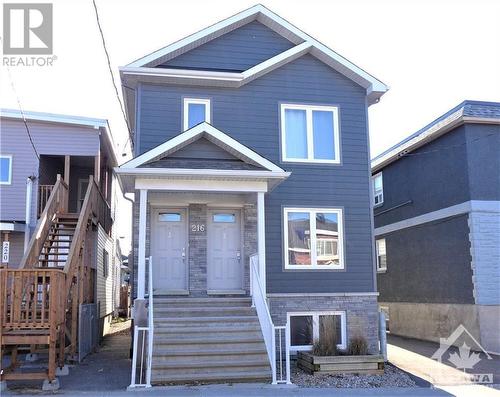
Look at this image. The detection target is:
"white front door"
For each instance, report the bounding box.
[151,209,188,294]
[207,210,243,292]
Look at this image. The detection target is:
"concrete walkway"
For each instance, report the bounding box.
[387,334,500,397]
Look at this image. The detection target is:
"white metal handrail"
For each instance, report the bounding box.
[129,256,153,388]
[250,254,291,384]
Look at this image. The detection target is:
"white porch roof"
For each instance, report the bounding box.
[115,122,290,193]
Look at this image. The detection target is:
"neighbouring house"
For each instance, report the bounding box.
[0,109,123,385]
[116,4,388,385]
[371,100,500,354]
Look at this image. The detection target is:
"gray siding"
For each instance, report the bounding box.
[465,123,500,201]
[138,54,375,294]
[374,126,470,229]
[159,21,295,72]
[0,118,100,222]
[377,214,474,304]
[170,138,239,160]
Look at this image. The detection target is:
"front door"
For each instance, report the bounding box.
[151,209,188,294]
[207,210,243,292]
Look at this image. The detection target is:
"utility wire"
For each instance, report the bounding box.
[91,0,134,151]
[1,54,40,161]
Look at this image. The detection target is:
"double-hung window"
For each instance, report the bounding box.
[280,104,340,163]
[183,98,211,130]
[372,172,383,206]
[376,238,387,272]
[284,208,344,269]
[0,155,12,185]
[288,311,347,352]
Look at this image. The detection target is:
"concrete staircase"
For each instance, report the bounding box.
[151,297,271,384]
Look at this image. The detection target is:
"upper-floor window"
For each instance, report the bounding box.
[0,155,12,185]
[280,104,340,164]
[183,98,211,130]
[102,248,109,278]
[372,172,383,206]
[284,207,344,270]
[376,238,387,272]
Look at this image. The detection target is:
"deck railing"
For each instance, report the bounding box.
[21,175,68,269]
[130,256,153,388]
[38,184,55,218]
[250,254,291,384]
[0,268,65,331]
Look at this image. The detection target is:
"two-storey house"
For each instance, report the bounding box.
[117,5,388,385]
[0,109,123,387]
[372,101,500,354]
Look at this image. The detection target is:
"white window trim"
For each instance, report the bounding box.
[183,98,211,131]
[372,172,383,206]
[280,103,340,164]
[376,238,387,272]
[0,155,13,185]
[283,207,344,270]
[287,311,347,352]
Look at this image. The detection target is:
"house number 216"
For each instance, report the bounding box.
[191,224,205,232]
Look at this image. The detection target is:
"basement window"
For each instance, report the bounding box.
[288,311,346,352]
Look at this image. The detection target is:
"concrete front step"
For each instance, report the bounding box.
[151,368,271,384]
[154,315,259,327]
[153,297,252,307]
[154,345,268,357]
[152,356,269,370]
[154,334,265,346]
[154,306,255,317]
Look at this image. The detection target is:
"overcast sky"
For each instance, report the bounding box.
[2,0,500,253]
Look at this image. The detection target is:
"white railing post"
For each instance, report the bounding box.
[146,256,153,387]
[271,326,277,384]
[257,192,266,294]
[285,321,291,384]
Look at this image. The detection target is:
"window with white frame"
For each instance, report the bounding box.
[372,172,383,206]
[183,98,211,130]
[288,311,347,351]
[376,238,387,272]
[284,208,344,269]
[0,155,12,185]
[103,249,109,278]
[280,104,340,163]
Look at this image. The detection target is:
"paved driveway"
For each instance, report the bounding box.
[387,334,500,397]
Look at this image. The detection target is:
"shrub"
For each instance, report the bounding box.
[348,335,368,355]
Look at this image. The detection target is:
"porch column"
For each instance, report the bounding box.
[137,189,148,299]
[64,155,70,184]
[257,191,266,294]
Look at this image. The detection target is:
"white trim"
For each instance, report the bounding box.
[1,108,107,129]
[372,172,383,206]
[374,200,500,236]
[183,98,211,131]
[135,177,268,193]
[280,104,340,164]
[257,192,266,294]
[116,167,289,179]
[137,189,148,299]
[121,122,285,172]
[375,238,387,272]
[123,5,387,101]
[0,155,13,185]
[287,311,347,352]
[0,222,26,232]
[283,207,344,270]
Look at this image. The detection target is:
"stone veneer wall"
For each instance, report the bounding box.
[268,294,380,354]
[132,200,257,298]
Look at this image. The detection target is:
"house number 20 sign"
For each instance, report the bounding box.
[191,224,205,232]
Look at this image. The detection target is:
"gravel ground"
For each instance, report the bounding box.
[292,362,417,388]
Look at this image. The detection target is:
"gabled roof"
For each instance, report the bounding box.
[121,4,387,105]
[371,100,500,173]
[121,122,285,172]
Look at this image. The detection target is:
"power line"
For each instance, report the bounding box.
[2,57,40,161]
[91,0,134,151]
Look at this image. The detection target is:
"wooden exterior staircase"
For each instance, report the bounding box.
[0,174,112,385]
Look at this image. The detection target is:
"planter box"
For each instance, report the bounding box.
[297,351,385,375]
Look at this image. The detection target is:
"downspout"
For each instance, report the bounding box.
[24,176,35,252]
